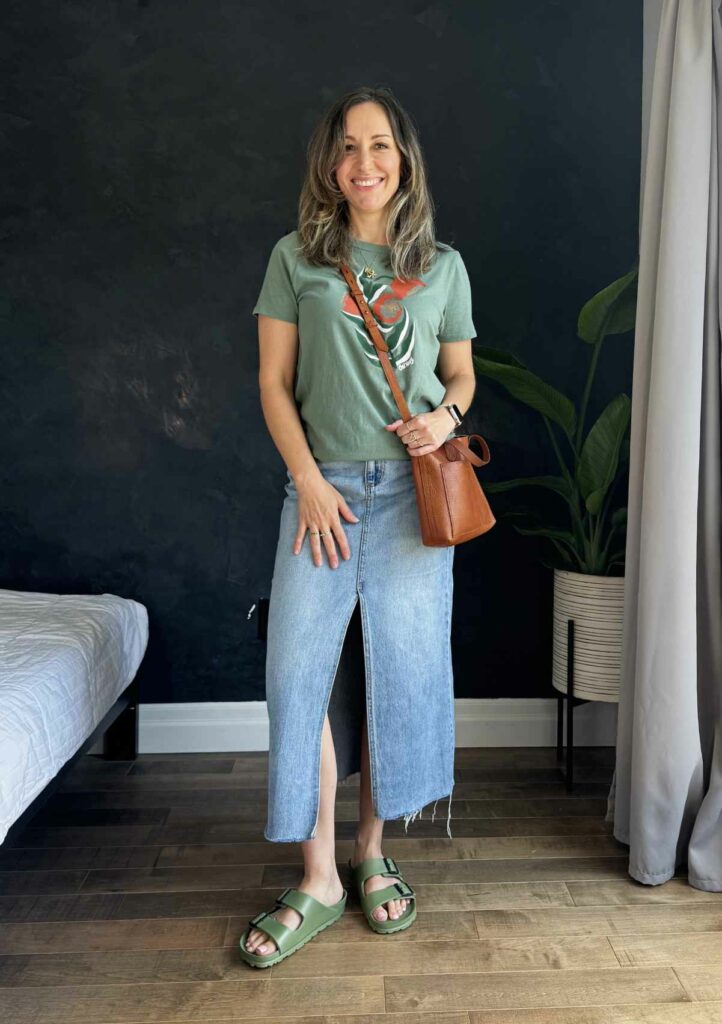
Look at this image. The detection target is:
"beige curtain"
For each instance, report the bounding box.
[607,0,722,891]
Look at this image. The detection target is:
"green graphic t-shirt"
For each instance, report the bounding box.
[252,230,476,461]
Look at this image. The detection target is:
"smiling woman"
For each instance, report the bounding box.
[241,85,477,969]
[339,124,399,203]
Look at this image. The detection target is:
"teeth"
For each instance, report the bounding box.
[353,178,383,186]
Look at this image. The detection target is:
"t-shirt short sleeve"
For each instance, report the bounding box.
[438,250,477,343]
[252,236,299,324]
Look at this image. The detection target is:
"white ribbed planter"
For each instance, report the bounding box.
[552,569,625,703]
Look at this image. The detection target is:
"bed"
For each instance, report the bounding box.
[0,588,149,845]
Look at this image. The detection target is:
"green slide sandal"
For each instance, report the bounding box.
[348,855,417,934]
[239,885,347,968]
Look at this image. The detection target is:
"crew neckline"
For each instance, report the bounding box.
[350,237,390,253]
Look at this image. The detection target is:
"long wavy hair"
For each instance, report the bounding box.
[297,86,446,280]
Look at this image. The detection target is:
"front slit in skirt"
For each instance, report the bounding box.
[264,457,455,842]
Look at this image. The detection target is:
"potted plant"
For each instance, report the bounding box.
[472,264,638,701]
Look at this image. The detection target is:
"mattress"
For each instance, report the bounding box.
[0,588,149,844]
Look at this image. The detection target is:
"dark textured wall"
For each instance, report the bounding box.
[1,2,641,703]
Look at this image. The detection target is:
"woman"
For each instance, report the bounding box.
[240,85,476,967]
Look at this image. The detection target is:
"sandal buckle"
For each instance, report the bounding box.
[249,886,293,927]
[394,880,414,897]
[384,856,398,874]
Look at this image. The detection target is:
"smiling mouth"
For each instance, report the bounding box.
[351,177,384,190]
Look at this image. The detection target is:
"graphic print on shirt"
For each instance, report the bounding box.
[342,268,425,372]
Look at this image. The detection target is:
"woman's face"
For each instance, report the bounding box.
[334,102,402,216]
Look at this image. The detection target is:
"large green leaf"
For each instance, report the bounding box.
[577,265,639,344]
[484,475,572,502]
[472,354,577,440]
[503,508,546,525]
[472,345,527,368]
[543,545,576,571]
[512,524,577,545]
[577,394,631,514]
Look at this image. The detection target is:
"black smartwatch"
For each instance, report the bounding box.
[442,403,463,428]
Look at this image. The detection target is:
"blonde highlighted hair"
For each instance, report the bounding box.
[297,86,446,280]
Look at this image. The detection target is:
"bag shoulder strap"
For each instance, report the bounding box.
[338,262,490,470]
[339,263,411,423]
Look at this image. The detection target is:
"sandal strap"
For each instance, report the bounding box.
[362,879,416,916]
[349,857,416,917]
[351,855,403,886]
[249,886,294,928]
[278,886,345,921]
[248,912,294,952]
[247,886,347,954]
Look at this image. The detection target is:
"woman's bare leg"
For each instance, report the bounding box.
[244,713,345,955]
[350,713,408,922]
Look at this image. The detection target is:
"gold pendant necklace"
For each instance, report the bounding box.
[362,265,376,279]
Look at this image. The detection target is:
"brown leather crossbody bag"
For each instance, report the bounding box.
[339,263,496,547]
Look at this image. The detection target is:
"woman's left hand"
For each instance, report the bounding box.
[385,408,455,456]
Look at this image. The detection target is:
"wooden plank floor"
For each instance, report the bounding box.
[0,746,717,1024]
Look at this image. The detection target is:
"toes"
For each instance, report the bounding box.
[389,898,408,919]
[363,875,411,923]
[245,929,275,955]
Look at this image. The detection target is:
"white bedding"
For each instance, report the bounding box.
[0,588,148,844]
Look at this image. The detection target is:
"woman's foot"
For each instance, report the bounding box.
[244,874,345,956]
[350,841,409,922]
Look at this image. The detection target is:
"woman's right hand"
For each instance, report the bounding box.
[293,476,360,568]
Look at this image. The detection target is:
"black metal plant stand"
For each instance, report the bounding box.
[556,619,591,792]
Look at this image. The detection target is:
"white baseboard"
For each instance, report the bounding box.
[131,698,618,754]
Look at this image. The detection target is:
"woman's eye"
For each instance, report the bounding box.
[345,143,389,151]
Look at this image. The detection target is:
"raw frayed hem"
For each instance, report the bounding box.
[263,833,315,843]
[402,786,454,840]
[263,827,318,842]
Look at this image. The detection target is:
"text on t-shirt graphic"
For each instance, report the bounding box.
[342,268,426,373]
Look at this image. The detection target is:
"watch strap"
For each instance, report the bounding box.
[444,403,463,427]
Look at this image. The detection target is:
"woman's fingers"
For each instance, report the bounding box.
[309,529,326,568]
[296,520,337,568]
[407,442,437,456]
[331,520,351,562]
[321,531,339,569]
[293,481,359,568]
[301,526,339,568]
[292,524,307,555]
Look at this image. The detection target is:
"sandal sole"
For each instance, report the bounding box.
[239,905,345,968]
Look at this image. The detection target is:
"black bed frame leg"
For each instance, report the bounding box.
[102,675,139,760]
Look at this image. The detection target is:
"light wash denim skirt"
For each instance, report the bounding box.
[265,457,455,843]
